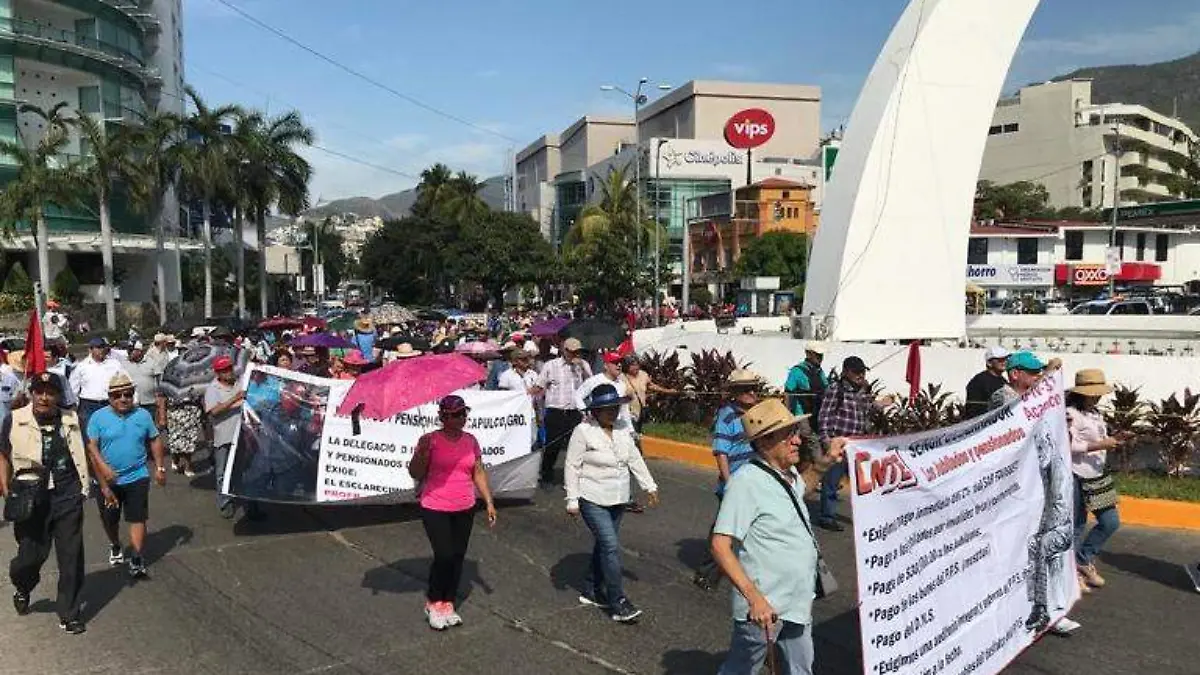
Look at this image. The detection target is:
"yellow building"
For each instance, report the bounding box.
[687,178,817,279]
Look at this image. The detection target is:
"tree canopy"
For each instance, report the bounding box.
[734,230,809,290]
[974,180,1103,221]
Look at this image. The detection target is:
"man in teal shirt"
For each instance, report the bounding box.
[711,398,846,675]
[784,341,829,421]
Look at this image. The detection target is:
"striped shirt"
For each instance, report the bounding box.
[536,357,592,410]
[712,402,755,496]
[818,378,875,444]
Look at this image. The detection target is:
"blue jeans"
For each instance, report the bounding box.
[819,458,847,522]
[720,620,814,675]
[1074,477,1120,566]
[77,399,106,445]
[579,499,625,604]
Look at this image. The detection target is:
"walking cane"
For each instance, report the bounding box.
[764,620,779,675]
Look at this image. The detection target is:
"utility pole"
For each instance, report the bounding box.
[1108,122,1121,298]
[600,79,671,265]
[653,139,667,327]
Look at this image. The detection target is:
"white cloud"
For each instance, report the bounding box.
[1019,12,1200,64]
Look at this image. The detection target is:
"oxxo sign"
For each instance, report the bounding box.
[724,108,776,149]
[1072,265,1111,286]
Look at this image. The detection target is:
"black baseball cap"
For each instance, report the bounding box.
[842,356,869,374]
[29,371,63,394]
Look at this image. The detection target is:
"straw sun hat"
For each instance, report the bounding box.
[1069,369,1114,397]
[741,399,810,442]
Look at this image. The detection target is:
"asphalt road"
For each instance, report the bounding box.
[0,457,1196,675]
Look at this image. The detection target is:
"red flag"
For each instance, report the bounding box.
[25,309,46,375]
[905,341,921,402]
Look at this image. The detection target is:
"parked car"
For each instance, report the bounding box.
[1069,299,1154,315]
[1045,301,1070,315]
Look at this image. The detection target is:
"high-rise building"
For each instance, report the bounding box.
[0,0,190,304]
[979,80,1197,211]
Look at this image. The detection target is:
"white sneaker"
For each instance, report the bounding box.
[108,545,125,567]
[424,602,449,631]
[1049,617,1081,635]
[443,604,463,627]
[1184,563,1200,593]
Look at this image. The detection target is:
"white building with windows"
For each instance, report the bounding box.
[979,79,1197,211]
[967,206,1200,301]
[0,0,190,304]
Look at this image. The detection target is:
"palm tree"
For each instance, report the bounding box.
[442,170,490,224]
[563,165,664,253]
[178,86,241,318]
[126,111,183,322]
[71,113,135,330]
[0,103,80,310]
[233,109,314,317]
[413,163,453,218]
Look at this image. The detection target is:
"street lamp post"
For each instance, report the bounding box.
[653,138,668,327]
[600,79,671,266]
[1108,122,1122,299]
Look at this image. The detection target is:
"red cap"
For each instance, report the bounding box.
[602,351,623,364]
[213,356,234,372]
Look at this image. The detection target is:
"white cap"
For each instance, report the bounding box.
[524,341,539,355]
[805,340,829,355]
[985,346,1010,361]
[191,327,207,337]
[132,341,144,351]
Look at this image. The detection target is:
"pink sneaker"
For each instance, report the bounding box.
[442,602,463,627]
[424,601,449,630]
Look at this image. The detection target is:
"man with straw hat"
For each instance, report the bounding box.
[711,398,847,675]
[351,316,376,362]
[693,368,762,591]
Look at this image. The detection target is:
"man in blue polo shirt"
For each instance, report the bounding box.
[692,369,762,591]
[86,374,166,579]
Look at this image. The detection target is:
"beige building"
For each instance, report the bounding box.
[516,79,823,249]
[979,80,1197,210]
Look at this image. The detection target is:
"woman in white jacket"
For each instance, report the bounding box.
[565,383,659,623]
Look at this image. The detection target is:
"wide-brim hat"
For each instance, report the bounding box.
[726,368,762,389]
[805,341,828,355]
[1070,368,1114,397]
[584,383,630,410]
[742,399,810,442]
[394,343,423,358]
[356,317,373,331]
[7,350,25,372]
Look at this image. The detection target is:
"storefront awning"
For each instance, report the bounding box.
[1054,263,1161,286]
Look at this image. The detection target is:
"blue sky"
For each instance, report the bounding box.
[184,0,1200,202]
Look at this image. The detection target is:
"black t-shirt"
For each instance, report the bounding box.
[0,410,81,494]
[964,371,1007,419]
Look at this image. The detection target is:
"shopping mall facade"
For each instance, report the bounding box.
[0,0,191,304]
[515,80,831,253]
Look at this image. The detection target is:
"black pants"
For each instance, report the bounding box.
[11,491,85,622]
[542,408,583,482]
[694,495,724,587]
[421,508,475,604]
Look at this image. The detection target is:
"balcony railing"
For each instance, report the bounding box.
[0,15,145,67]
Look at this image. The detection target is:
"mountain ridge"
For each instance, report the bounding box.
[303,175,508,220]
[1053,50,1200,132]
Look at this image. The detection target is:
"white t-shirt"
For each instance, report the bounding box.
[498,367,538,393]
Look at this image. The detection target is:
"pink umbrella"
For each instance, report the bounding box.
[336,353,486,420]
[455,340,501,357]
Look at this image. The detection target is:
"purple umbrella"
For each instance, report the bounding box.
[530,317,570,337]
[290,332,355,349]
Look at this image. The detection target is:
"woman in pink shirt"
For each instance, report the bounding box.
[408,395,497,631]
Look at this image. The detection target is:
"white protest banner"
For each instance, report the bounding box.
[221,365,537,504]
[848,370,1078,675]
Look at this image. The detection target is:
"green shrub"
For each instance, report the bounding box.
[0,292,33,313]
[50,267,82,304]
[3,262,34,300]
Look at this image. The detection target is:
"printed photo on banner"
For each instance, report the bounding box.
[222,365,539,505]
[230,368,329,502]
[847,370,1078,675]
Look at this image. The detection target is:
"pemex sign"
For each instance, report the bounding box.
[724,108,776,149]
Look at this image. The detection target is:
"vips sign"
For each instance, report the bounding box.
[222,365,538,504]
[849,371,1079,675]
[724,108,776,149]
[966,265,1054,287]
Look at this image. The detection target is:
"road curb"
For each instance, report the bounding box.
[641,435,1200,532]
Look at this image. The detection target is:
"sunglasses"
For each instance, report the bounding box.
[110,391,134,400]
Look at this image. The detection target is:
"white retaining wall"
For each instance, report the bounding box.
[634,325,1200,403]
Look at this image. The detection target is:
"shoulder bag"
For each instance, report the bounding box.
[4,466,49,523]
[751,459,838,598]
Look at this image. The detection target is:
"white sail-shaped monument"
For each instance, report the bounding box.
[803,0,1040,341]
